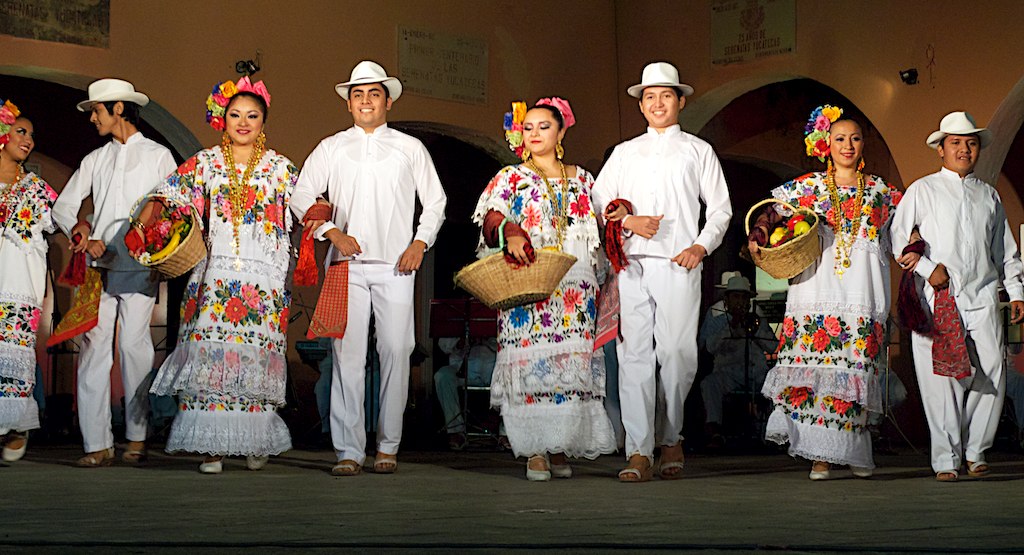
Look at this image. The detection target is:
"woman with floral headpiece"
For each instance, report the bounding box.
[748,106,902,480]
[0,99,57,462]
[130,78,297,473]
[472,98,616,481]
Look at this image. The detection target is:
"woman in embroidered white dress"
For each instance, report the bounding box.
[748,107,901,480]
[472,98,616,481]
[141,79,296,473]
[0,107,56,462]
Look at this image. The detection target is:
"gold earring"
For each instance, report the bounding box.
[555,142,564,160]
[521,149,532,162]
[827,157,834,175]
[222,131,231,145]
[857,158,865,172]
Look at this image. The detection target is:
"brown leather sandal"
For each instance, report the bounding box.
[331,459,362,476]
[373,452,398,474]
[618,453,653,483]
[76,447,115,468]
[657,442,685,480]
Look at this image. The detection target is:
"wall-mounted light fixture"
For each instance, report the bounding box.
[899,68,919,85]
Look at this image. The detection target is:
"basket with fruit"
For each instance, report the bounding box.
[745,198,821,280]
[128,195,207,279]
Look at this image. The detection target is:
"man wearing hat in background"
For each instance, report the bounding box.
[891,111,1024,481]
[53,78,175,467]
[592,61,732,481]
[291,60,447,476]
[698,275,775,447]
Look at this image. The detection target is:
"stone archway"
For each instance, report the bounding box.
[0,67,202,417]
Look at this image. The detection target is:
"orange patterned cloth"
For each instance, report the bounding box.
[306,261,348,339]
[47,267,102,347]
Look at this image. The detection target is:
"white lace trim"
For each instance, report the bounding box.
[151,341,287,403]
[165,407,292,456]
[0,395,38,431]
[783,299,890,321]
[762,364,883,412]
[500,399,617,459]
[491,341,606,404]
[764,409,874,468]
[0,344,36,383]
[199,254,289,283]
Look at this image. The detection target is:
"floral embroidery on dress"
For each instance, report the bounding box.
[775,386,866,432]
[0,376,32,399]
[784,173,899,243]
[179,392,274,413]
[0,301,42,346]
[0,174,56,247]
[777,314,885,373]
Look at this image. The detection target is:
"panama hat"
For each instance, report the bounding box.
[714,271,742,288]
[627,62,694,98]
[77,79,150,112]
[335,60,403,101]
[926,111,992,149]
[724,275,754,295]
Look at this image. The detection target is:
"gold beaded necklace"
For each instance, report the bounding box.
[221,131,266,269]
[527,159,570,250]
[825,164,866,276]
[0,163,25,227]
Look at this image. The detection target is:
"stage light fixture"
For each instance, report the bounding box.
[899,68,918,85]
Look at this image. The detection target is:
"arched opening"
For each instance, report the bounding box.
[696,77,902,295]
[683,78,908,442]
[0,70,200,434]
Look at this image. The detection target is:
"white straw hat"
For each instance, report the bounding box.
[627,62,694,98]
[926,111,992,149]
[77,79,150,112]
[335,60,403,101]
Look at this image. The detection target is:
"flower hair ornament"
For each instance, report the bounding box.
[803,104,843,162]
[535,97,576,128]
[205,76,272,131]
[503,101,528,160]
[0,98,22,147]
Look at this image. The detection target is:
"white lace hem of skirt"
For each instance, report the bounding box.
[0,396,39,432]
[764,409,874,468]
[762,363,882,413]
[151,341,287,403]
[500,399,617,460]
[164,408,292,457]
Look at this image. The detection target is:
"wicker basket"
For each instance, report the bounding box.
[745,198,821,280]
[454,249,577,310]
[130,194,207,279]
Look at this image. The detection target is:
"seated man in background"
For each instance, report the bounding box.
[434,337,498,450]
[698,275,776,446]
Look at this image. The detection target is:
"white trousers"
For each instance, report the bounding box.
[911,287,1005,473]
[77,290,156,452]
[330,263,415,464]
[617,256,701,461]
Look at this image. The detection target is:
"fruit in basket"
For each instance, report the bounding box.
[769,226,788,246]
[149,231,181,262]
[768,213,815,247]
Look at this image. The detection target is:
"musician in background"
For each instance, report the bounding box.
[698,275,776,445]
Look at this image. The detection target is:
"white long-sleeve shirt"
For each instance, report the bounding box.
[890,166,1024,309]
[290,124,447,264]
[52,132,176,270]
[591,124,732,258]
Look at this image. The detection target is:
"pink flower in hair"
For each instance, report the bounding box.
[236,76,272,107]
[536,97,576,128]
